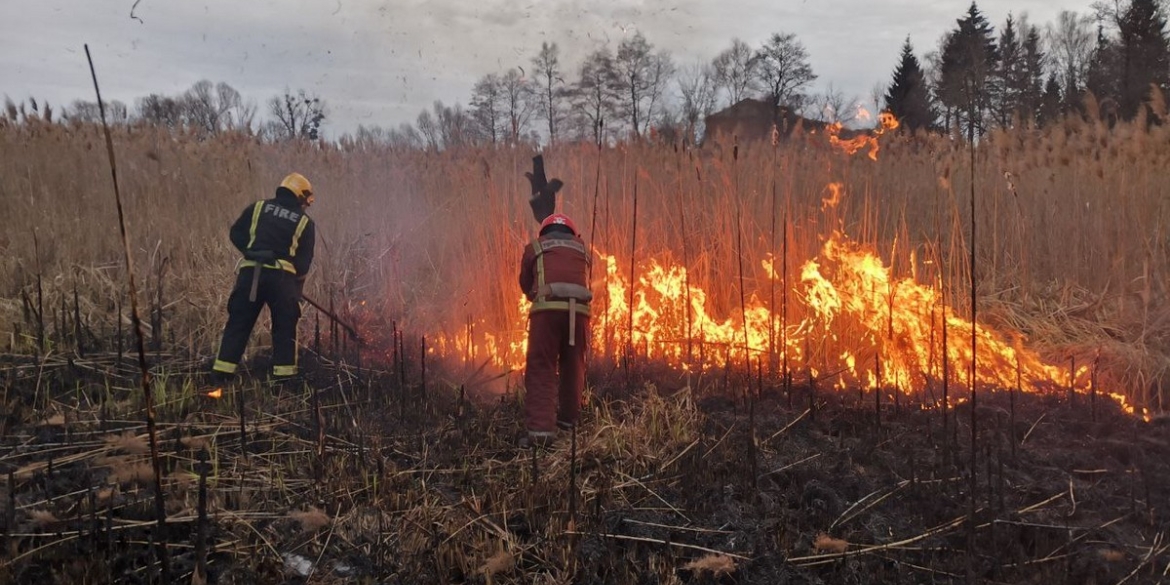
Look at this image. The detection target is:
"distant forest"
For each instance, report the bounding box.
[6,1,1169,148]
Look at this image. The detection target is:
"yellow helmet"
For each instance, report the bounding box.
[279,172,314,207]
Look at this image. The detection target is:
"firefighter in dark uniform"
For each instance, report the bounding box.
[211,173,316,382]
[518,213,592,447]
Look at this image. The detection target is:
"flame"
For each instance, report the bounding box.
[827,112,901,160]
[207,388,223,399]
[822,183,843,210]
[427,179,1147,419]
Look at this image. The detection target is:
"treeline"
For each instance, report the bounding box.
[2,80,325,142]
[367,0,1170,148]
[889,0,1170,135]
[4,1,1168,148]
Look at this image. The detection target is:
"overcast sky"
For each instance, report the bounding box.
[2,0,1086,136]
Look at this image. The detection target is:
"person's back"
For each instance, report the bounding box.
[211,173,316,383]
[518,213,592,447]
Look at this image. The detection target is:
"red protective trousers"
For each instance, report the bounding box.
[524,310,590,434]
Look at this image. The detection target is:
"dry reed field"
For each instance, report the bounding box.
[1,107,1170,583]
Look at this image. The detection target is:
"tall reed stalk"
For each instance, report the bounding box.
[85,44,169,583]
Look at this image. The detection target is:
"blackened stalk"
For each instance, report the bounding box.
[676,149,693,362]
[85,44,169,582]
[1012,354,1019,461]
[626,173,637,383]
[783,203,790,407]
[769,126,778,374]
[34,232,44,356]
[73,279,84,356]
[238,379,248,457]
[568,424,578,525]
[732,140,749,368]
[194,447,210,582]
[588,118,603,283]
[420,336,427,410]
[966,95,978,585]
[941,272,949,466]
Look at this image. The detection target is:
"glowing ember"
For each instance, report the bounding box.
[207,388,223,399]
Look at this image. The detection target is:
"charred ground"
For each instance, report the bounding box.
[1,346,1168,585]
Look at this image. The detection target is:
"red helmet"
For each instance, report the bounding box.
[539,213,578,235]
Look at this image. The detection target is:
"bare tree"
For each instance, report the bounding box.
[387,122,423,149]
[571,48,619,143]
[416,109,440,150]
[342,124,388,151]
[184,80,221,135]
[806,82,862,125]
[67,99,127,124]
[500,68,537,144]
[470,73,504,144]
[676,61,718,142]
[712,38,756,107]
[266,88,326,141]
[1047,10,1095,102]
[532,41,566,145]
[753,32,818,110]
[428,100,476,149]
[136,94,185,129]
[614,31,674,137]
[644,50,676,134]
[216,82,256,132]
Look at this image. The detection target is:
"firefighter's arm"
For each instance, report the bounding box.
[519,243,535,300]
[293,220,316,278]
[228,205,252,253]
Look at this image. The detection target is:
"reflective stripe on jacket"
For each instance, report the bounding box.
[229,194,315,276]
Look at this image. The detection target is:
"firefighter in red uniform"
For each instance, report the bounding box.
[518,213,592,447]
[211,173,316,383]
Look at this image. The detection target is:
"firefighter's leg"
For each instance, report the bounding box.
[557,314,589,430]
[214,271,263,375]
[267,272,302,378]
[524,311,560,438]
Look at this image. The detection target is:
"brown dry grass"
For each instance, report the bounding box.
[27,509,59,528]
[682,553,737,576]
[104,458,154,486]
[813,532,849,553]
[479,548,515,581]
[104,431,149,455]
[288,507,331,532]
[1,115,1169,409]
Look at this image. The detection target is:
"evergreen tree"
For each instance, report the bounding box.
[938,2,1000,138]
[1038,74,1064,126]
[994,14,1022,127]
[1117,0,1170,118]
[884,37,935,131]
[1021,25,1046,122]
[1086,25,1121,105]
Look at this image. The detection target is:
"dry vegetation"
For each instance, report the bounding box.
[1,105,1170,583]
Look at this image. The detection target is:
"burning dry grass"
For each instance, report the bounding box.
[3,112,1168,410]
